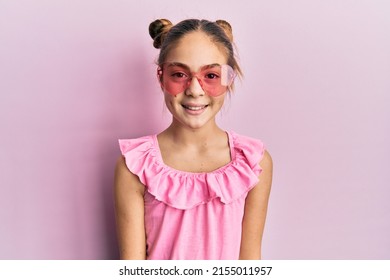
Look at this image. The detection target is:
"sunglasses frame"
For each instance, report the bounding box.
[157,62,236,96]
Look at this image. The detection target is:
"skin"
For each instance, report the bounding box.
[114,30,273,260]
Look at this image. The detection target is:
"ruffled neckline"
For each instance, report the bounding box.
[151,131,236,176]
[119,131,264,210]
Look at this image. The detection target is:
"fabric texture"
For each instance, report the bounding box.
[119,131,265,259]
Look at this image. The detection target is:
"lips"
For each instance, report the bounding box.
[181,104,208,111]
[181,103,209,115]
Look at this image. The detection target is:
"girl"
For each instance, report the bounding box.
[114,19,273,260]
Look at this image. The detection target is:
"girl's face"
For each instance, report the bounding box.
[161,31,229,130]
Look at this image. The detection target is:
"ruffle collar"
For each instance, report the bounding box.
[119,131,264,210]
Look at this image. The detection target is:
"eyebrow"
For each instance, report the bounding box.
[165,62,222,71]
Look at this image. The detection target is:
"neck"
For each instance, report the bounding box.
[163,120,225,147]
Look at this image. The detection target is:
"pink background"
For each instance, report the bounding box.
[1,0,389,259]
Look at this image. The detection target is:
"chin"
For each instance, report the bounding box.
[181,120,208,130]
[172,114,212,130]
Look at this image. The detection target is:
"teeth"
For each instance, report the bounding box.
[184,105,206,110]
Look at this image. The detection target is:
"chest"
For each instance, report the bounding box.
[160,145,232,173]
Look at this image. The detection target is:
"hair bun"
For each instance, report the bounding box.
[149,19,173,49]
[216,20,233,42]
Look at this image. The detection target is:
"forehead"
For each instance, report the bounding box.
[165,31,228,69]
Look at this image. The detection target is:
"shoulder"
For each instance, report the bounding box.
[260,150,273,170]
[117,134,156,185]
[245,149,273,208]
[116,134,158,194]
[258,149,273,190]
[114,155,145,195]
[230,131,267,170]
[230,130,267,150]
[230,131,264,146]
[119,135,154,155]
[114,155,130,177]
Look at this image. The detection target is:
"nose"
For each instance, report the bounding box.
[185,76,205,97]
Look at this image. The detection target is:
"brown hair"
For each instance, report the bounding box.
[148,19,242,77]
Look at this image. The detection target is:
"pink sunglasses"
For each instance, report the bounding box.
[157,62,236,96]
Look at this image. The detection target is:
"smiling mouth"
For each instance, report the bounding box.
[182,105,208,111]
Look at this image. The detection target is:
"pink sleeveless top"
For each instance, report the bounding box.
[119,131,265,260]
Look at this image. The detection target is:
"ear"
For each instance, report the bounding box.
[157,67,164,88]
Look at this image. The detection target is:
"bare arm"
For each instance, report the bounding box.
[239,150,273,259]
[114,156,147,259]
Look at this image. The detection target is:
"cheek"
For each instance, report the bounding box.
[164,94,179,110]
[211,96,226,107]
